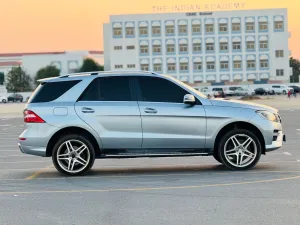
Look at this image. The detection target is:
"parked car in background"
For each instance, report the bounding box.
[0,96,7,103]
[200,87,218,98]
[7,93,23,102]
[269,85,292,95]
[289,85,300,94]
[211,87,225,98]
[234,87,255,96]
[254,88,268,95]
[223,87,235,96]
[229,86,241,92]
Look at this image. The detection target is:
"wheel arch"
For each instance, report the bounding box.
[46,126,102,157]
[213,121,266,155]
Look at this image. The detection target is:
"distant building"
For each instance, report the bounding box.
[103,8,292,86]
[0,50,104,81]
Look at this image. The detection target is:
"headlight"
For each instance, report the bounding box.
[256,110,278,122]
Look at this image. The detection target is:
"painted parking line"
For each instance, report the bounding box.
[284,152,292,156]
[25,165,54,180]
[1,174,300,195]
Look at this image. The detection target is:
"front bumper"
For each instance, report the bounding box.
[265,131,286,152]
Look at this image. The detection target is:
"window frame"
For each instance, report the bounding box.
[246,22,255,32]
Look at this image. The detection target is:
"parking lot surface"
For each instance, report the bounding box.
[0,109,300,225]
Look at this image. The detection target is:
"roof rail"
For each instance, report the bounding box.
[58,70,158,78]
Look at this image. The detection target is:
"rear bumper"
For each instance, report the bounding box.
[18,143,47,157]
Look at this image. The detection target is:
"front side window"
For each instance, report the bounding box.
[220,42,228,51]
[152,26,161,35]
[166,25,175,35]
[139,27,148,36]
[179,44,188,53]
[206,43,214,52]
[220,61,229,70]
[180,62,188,71]
[178,25,187,35]
[166,44,175,53]
[260,59,268,68]
[137,77,189,103]
[246,41,255,50]
[193,43,201,52]
[192,24,201,33]
[259,22,268,31]
[80,77,132,102]
[219,23,228,32]
[232,23,241,32]
[247,60,256,69]
[205,24,214,33]
[260,40,268,50]
[246,22,255,32]
[206,62,215,70]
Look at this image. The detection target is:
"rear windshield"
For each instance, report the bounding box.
[29,80,81,103]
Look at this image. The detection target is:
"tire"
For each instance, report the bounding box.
[217,129,262,170]
[52,134,95,176]
[213,151,222,164]
[1,99,6,103]
[283,90,286,95]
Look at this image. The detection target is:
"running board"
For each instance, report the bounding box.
[100,153,209,159]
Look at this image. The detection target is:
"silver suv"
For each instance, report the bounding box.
[19,71,285,175]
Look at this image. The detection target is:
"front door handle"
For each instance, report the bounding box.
[82,107,95,113]
[144,108,157,114]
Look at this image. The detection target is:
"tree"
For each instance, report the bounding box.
[35,65,60,85]
[0,72,4,85]
[6,66,32,92]
[79,58,104,72]
[290,57,300,83]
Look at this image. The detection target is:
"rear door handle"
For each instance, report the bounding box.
[144,108,157,114]
[81,107,95,113]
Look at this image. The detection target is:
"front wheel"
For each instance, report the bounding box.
[283,90,287,95]
[2,99,6,103]
[52,134,95,176]
[217,129,262,170]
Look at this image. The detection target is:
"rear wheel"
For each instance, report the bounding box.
[52,134,95,176]
[1,99,6,103]
[217,129,261,170]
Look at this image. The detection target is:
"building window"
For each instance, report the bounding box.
[193,62,202,71]
[166,25,175,35]
[193,43,201,52]
[247,60,256,69]
[206,62,215,70]
[141,63,149,71]
[139,26,148,36]
[153,63,162,72]
[260,59,268,68]
[276,69,284,76]
[166,44,175,54]
[192,24,201,34]
[246,22,255,32]
[167,63,176,72]
[276,50,284,57]
[114,46,122,50]
[233,41,241,51]
[274,21,283,30]
[206,43,214,52]
[180,62,188,71]
[179,43,188,53]
[220,61,229,70]
[219,23,228,32]
[178,25,187,35]
[220,42,228,51]
[246,41,255,51]
[259,40,268,50]
[127,64,136,68]
[140,45,148,54]
[232,23,241,32]
[233,60,242,69]
[127,45,135,50]
[114,65,123,69]
[125,27,134,36]
[113,27,122,36]
[152,26,161,35]
[259,22,268,31]
[205,24,214,33]
[153,44,161,54]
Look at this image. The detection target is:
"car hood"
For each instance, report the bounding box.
[209,98,278,113]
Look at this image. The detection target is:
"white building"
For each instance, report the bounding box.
[104,8,292,86]
[0,50,104,80]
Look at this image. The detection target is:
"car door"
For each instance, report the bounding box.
[135,76,207,154]
[75,76,143,155]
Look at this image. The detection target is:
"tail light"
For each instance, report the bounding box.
[24,110,45,123]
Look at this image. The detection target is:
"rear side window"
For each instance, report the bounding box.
[79,76,133,101]
[30,80,81,103]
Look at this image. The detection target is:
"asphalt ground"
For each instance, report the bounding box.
[0,110,299,225]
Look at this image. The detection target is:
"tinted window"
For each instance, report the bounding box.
[30,80,81,103]
[138,76,191,103]
[79,76,133,101]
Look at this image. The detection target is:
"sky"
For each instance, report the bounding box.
[0,0,299,58]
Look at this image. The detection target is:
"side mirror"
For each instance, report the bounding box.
[183,94,196,104]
